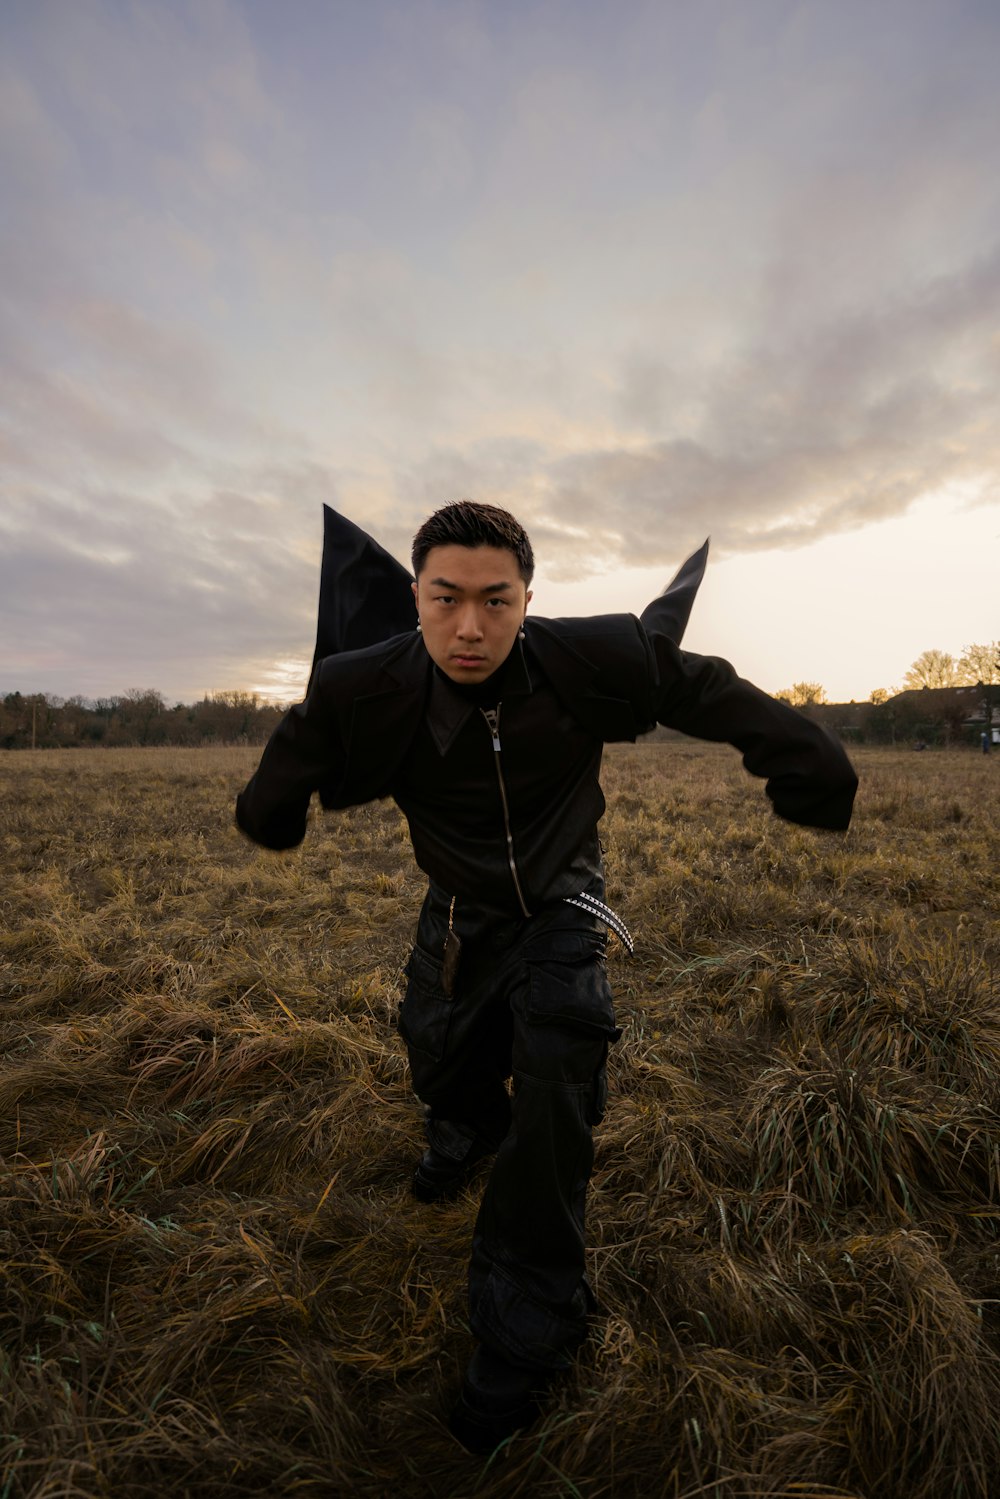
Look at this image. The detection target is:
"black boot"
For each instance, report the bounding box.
[411,1134,495,1203]
[448,1345,554,1454]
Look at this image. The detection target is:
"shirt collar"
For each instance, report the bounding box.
[424,638,534,756]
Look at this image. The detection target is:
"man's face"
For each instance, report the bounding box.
[412,544,532,684]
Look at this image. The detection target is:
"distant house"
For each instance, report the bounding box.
[888,685,1000,745]
[781,684,999,746]
[644,683,999,747]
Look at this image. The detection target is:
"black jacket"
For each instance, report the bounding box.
[235,611,857,914]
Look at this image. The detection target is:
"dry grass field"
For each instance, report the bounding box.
[1,741,999,1499]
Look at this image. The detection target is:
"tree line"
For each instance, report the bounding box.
[3,640,997,751]
[775,641,1000,708]
[770,642,999,749]
[0,689,285,751]
[897,643,1000,692]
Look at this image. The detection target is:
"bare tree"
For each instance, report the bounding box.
[776,681,828,706]
[958,641,1000,750]
[957,642,1000,686]
[121,688,167,745]
[211,690,262,711]
[902,650,959,690]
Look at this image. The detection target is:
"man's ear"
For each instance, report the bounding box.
[524,589,533,611]
[410,580,419,603]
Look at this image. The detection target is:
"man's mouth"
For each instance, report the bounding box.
[451,653,486,666]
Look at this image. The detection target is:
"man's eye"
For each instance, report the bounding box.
[435,595,455,605]
[486,597,507,608]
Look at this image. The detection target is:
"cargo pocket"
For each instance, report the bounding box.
[398,944,453,1063]
[586,1055,610,1126]
[522,933,620,1042]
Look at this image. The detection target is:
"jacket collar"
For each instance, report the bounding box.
[425,638,533,756]
[331,611,647,806]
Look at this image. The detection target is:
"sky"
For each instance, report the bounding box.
[2,0,998,707]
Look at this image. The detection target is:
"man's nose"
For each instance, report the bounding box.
[456,604,484,639]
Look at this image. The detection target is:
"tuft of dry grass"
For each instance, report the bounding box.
[1,742,999,1497]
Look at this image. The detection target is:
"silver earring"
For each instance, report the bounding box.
[415,621,422,633]
[518,626,526,639]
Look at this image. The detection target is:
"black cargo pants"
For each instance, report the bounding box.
[398,881,620,1373]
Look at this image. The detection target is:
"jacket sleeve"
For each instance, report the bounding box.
[647,631,858,831]
[235,667,346,850]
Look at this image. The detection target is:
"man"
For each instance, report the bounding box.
[236,500,857,1453]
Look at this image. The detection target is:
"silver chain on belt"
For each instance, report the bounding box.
[562,891,634,954]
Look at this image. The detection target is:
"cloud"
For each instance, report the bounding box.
[0,469,332,700]
[1,294,272,480]
[383,244,1000,576]
[3,0,1000,700]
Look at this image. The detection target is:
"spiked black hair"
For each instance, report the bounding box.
[411,500,534,584]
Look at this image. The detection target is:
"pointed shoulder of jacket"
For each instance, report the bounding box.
[524,613,650,678]
[525,612,643,643]
[524,614,647,665]
[313,630,426,690]
[525,614,654,739]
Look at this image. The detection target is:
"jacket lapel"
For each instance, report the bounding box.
[331,635,431,806]
[525,619,647,742]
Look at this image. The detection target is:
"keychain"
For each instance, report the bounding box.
[441,895,461,997]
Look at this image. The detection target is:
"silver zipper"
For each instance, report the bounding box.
[481,705,531,918]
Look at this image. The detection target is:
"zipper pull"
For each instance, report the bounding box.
[482,706,501,751]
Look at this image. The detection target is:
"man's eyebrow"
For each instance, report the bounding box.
[428,577,514,594]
